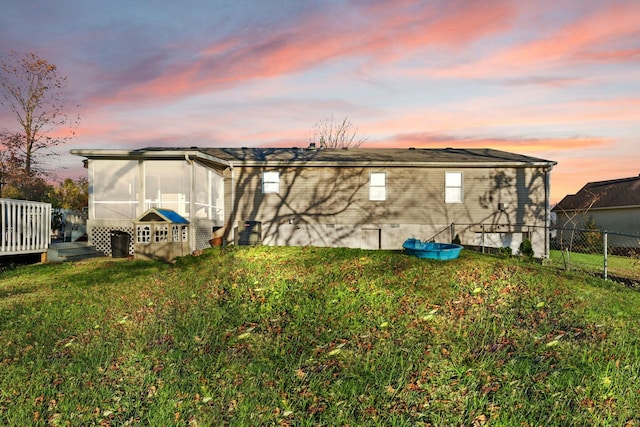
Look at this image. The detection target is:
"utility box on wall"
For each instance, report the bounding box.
[134,208,189,261]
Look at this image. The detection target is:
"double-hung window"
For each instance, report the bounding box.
[262,171,280,194]
[445,171,463,203]
[369,172,386,201]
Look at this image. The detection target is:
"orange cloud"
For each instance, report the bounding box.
[550,155,640,203]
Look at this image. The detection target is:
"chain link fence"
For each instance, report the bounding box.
[435,223,640,287]
[548,226,640,286]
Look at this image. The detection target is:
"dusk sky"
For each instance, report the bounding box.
[1,0,639,203]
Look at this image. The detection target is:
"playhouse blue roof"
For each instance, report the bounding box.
[155,209,189,224]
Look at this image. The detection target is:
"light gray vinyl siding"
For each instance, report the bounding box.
[224,164,549,232]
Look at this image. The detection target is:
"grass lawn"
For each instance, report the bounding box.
[549,249,640,282]
[1,247,639,426]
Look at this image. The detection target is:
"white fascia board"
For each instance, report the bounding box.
[70,149,230,167]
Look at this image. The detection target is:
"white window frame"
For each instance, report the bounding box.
[445,171,463,203]
[369,172,387,201]
[262,171,280,194]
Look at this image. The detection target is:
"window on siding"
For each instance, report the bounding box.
[445,171,463,203]
[262,171,280,194]
[369,172,386,201]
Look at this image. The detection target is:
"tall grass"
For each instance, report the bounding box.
[1,247,639,426]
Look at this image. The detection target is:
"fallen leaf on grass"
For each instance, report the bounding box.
[473,414,487,426]
[238,326,256,340]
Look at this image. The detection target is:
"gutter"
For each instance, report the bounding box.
[225,160,558,168]
[70,148,556,169]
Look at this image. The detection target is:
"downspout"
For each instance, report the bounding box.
[229,162,235,245]
[186,155,196,253]
[86,159,95,249]
[138,160,145,217]
[87,159,94,220]
[544,164,554,259]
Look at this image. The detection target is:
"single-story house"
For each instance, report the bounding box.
[70,146,557,257]
[552,174,640,248]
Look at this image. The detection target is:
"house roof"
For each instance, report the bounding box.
[553,174,640,211]
[71,146,556,168]
[203,147,555,166]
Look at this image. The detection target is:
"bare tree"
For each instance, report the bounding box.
[0,51,80,175]
[310,115,366,149]
[554,190,601,270]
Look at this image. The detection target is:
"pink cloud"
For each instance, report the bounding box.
[379,133,613,154]
[349,0,515,56]
[540,2,640,64]
[93,0,516,106]
[439,2,640,79]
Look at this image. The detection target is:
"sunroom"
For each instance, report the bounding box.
[71,149,227,257]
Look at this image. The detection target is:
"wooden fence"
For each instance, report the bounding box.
[1,198,51,256]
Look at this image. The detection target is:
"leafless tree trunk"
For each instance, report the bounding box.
[310,115,366,149]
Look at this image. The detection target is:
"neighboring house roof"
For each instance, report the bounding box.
[71,147,556,168]
[553,175,640,211]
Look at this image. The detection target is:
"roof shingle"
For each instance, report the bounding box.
[197,147,555,165]
[553,175,640,211]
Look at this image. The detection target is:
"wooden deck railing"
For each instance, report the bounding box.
[1,198,51,256]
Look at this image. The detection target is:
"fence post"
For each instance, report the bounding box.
[450,223,455,243]
[603,231,608,281]
[481,224,485,254]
